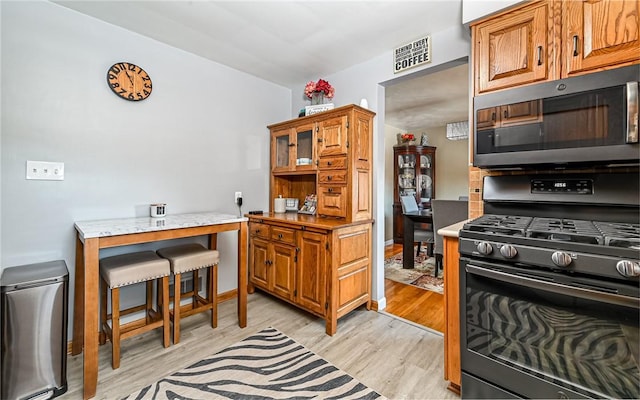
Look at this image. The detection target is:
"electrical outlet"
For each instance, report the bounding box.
[234,191,242,204]
[26,160,65,180]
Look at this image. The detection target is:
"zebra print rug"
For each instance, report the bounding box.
[124,327,384,399]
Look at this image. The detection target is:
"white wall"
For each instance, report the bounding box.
[1,1,290,337]
[461,0,523,24]
[424,128,470,201]
[384,124,404,243]
[289,24,471,307]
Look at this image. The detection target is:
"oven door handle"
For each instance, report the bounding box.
[466,264,639,309]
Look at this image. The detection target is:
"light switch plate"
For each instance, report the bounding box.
[26,160,65,180]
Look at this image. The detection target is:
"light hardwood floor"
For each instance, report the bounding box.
[60,291,459,400]
[383,243,445,333]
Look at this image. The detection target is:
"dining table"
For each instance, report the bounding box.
[402,208,433,269]
[72,211,248,399]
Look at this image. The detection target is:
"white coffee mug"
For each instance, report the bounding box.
[150,203,166,218]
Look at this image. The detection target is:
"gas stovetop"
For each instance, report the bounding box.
[464,214,640,250]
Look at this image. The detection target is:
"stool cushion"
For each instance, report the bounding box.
[100,251,170,289]
[156,243,220,274]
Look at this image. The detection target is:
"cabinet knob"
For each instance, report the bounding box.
[328,188,333,193]
[572,35,579,57]
[327,176,332,181]
[327,161,332,166]
[288,143,296,147]
[278,233,283,239]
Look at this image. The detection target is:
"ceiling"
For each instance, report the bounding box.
[54,0,469,131]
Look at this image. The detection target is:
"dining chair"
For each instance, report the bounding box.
[431,199,469,276]
[400,195,434,256]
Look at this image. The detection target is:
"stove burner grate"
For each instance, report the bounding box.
[464,215,640,249]
[594,222,640,249]
[527,218,603,245]
[465,215,531,236]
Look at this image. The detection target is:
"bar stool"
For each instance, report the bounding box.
[156,243,219,344]
[99,251,170,369]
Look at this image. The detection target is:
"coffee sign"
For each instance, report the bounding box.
[394,36,431,74]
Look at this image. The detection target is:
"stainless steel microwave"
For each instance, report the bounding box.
[473,65,639,169]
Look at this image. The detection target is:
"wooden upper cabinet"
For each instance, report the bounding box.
[271,123,316,174]
[318,115,348,157]
[562,0,640,77]
[474,1,553,94]
[473,0,640,95]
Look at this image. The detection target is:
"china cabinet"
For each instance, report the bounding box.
[249,105,375,336]
[392,145,436,243]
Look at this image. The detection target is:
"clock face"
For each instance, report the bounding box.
[106,62,152,101]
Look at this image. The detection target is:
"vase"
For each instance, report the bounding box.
[311,91,325,105]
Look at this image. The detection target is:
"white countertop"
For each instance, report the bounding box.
[437,219,470,238]
[75,211,247,239]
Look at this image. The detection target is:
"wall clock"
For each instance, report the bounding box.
[106,62,152,101]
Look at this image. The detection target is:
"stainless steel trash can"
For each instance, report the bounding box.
[1,260,69,400]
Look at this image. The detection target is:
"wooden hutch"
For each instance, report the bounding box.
[247,104,375,335]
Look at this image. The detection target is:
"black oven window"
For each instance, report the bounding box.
[465,272,640,399]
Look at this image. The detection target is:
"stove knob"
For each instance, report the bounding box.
[500,244,518,259]
[551,251,572,268]
[476,241,493,255]
[616,260,640,277]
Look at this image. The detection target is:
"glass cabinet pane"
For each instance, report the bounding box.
[418,154,433,202]
[296,129,313,166]
[397,153,417,197]
[275,134,290,169]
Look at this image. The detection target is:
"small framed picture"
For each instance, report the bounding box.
[299,194,317,215]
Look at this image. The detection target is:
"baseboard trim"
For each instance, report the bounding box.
[67,288,239,354]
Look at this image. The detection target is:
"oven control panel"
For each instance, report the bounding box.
[531,178,593,194]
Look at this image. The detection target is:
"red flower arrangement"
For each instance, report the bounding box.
[305,79,335,99]
[401,133,415,142]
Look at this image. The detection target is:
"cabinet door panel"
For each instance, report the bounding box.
[563,0,640,76]
[249,238,270,290]
[353,113,371,169]
[318,116,348,157]
[272,243,295,300]
[294,123,317,172]
[271,128,293,173]
[476,2,550,94]
[297,231,326,315]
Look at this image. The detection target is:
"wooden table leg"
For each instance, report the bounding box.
[237,221,247,328]
[83,238,99,399]
[403,215,415,269]
[72,235,85,355]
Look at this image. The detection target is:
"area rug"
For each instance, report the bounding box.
[384,249,444,294]
[124,327,384,399]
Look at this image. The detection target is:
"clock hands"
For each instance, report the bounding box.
[124,70,134,88]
